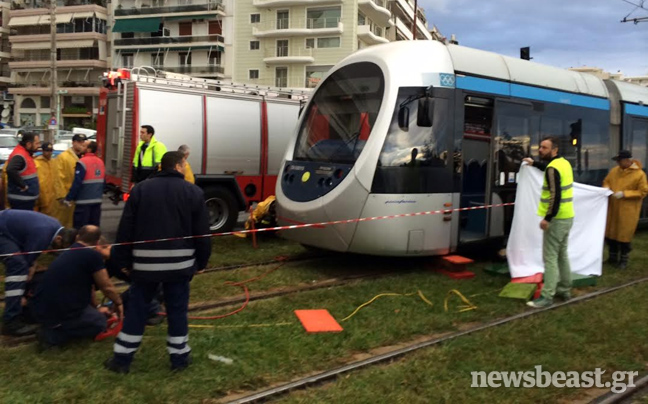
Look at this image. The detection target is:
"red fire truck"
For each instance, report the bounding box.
[96,67,310,232]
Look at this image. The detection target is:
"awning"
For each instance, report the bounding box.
[8,15,42,27]
[112,18,161,33]
[120,45,223,53]
[40,13,75,24]
[166,14,218,21]
[11,40,95,50]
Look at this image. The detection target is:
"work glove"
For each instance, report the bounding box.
[613,191,624,199]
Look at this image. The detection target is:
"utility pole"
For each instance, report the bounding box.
[48,0,57,143]
[411,0,418,40]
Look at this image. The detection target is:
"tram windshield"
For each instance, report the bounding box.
[293,62,384,164]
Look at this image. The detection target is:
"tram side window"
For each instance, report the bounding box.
[293,62,384,164]
[627,118,648,171]
[495,107,531,187]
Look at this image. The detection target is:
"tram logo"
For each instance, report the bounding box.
[440,73,456,88]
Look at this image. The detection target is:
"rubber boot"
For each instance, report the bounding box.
[606,240,619,265]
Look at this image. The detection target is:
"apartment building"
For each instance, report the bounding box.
[111,0,228,78]
[232,0,436,89]
[0,1,12,124]
[389,0,432,41]
[8,0,109,129]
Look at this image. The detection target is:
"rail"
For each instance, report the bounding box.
[114,0,223,16]
[114,34,224,46]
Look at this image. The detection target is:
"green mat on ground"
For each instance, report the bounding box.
[499,282,537,301]
[572,273,598,287]
[484,262,510,276]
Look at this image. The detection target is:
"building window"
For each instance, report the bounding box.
[275,67,288,87]
[20,98,37,109]
[179,52,192,66]
[276,40,289,57]
[317,37,341,48]
[250,41,260,50]
[179,22,192,36]
[358,13,366,25]
[209,50,221,66]
[121,32,134,39]
[307,6,341,29]
[249,70,259,80]
[122,54,134,68]
[208,20,222,35]
[277,10,289,29]
[305,38,315,49]
[250,14,260,23]
[41,96,51,109]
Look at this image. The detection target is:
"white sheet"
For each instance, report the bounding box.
[506,164,612,278]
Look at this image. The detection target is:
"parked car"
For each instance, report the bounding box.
[0,134,18,167]
[53,128,96,151]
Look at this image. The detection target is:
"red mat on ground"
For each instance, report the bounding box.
[533,283,544,300]
[436,268,476,279]
[294,309,343,333]
[442,255,475,265]
[511,273,543,284]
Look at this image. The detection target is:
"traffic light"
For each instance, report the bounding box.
[520,46,531,61]
[570,119,582,147]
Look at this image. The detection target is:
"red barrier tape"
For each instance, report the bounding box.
[0,202,515,258]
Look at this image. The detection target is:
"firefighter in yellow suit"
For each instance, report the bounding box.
[53,135,88,227]
[35,142,57,217]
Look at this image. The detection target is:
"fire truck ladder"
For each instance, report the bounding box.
[127,66,312,101]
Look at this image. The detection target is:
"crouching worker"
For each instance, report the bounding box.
[33,225,123,350]
[0,210,77,336]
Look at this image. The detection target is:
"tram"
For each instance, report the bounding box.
[275,40,648,256]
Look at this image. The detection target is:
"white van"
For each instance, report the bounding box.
[72,127,96,140]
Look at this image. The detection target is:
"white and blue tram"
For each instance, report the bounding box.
[275,41,648,256]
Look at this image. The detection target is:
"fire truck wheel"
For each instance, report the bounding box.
[204,186,238,233]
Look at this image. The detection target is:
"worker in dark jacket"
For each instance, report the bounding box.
[5,132,40,210]
[523,136,575,309]
[105,151,210,373]
[65,141,106,228]
[0,210,77,336]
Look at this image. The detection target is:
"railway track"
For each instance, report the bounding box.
[224,276,648,404]
[591,374,648,404]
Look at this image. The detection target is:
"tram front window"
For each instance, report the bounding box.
[293,62,384,164]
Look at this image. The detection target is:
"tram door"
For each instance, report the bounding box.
[459,96,494,243]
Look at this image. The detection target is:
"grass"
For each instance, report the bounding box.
[0,232,645,403]
[280,281,648,404]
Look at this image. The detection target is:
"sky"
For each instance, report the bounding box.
[419,0,648,77]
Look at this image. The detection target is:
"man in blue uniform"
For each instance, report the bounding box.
[105,151,210,373]
[65,141,106,228]
[0,210,77,336]
[33,225,123,349]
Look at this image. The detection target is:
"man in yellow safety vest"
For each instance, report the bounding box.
[132,125,167,184]
[523,136,575,308]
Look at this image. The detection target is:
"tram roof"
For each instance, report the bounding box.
[608,79,648,105]
[446,44,609,99]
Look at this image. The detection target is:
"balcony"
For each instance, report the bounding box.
[263,47,313,64]
[114,0,224,18]
[253,17,343,38]
[10,59,107,69]
[11,0,106,9]
[114,34,224,48]
[153,64,224,75]
[358,0,392,27]
[252,0,341,6]
[393,0,432,40]
[357,24,388,45]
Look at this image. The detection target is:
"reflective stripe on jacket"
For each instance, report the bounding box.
[7,144,39,202]
[76,153,105,205]
[537,157,575,219]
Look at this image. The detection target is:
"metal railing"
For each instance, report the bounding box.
[263,46,312,59]
[114,34,224,46]
[254,17,340,31]
[115,0,223,16]
[11,0,106,10]
[152,64,224,74]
